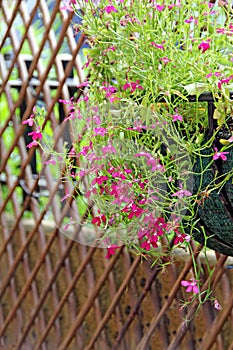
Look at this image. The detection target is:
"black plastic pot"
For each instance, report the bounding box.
[187,93,233,256]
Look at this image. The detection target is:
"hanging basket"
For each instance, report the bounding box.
[187,94,233,256]
[192,130,233,256]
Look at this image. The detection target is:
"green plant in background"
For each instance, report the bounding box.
[27,0,233,311]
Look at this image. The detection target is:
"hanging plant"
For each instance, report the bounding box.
[26,0,233,309]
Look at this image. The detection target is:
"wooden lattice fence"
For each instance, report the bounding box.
[1,1,233,349]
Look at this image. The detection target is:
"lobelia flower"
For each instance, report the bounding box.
[23,115,34,126]
[92,214,106,226]
[173,229,188,245]
[60,190,72,202]
[172,113,183,122]
[92,175,109,186]
[160,56,171,65]
[171,184,192,198]
[151,42,164,50]
[101,143,117,155]
[27,140,38,148]
[28,127,42,141]
[185,16,198,25]
[198,39,210,53]
[93,127,108,136]
[213,147,229,161]
[105,244,119,259]
[122,80,144,93]
[154,4,165,11]
[60,0,77,12]
[43,158,56,166]
[181,278,199,294]
[214,299,222,310]
[104,5,117,14]
[140,239,151,251]
[217,75,233,90]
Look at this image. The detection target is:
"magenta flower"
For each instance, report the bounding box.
[92,175,109,186]
[60,0,76,12]
[93,127,108,136]
[101,144,117,155]
[76,81,90,88]
[92,214,106,226]
[160,56,171,65]
[149,234,159,248]
[60,190,72,202]
[198,40,210,53]
[217,75,233,89]
[105,244,119,259]
[181,278,199,294]
[122,80,144,93]
[101,82,118,98]
[27,140,38,148]
[122,202,143,219]
[140,239,151,251]
[227,135,233,143]
[28,128,42,141]
[104,5,117,14]
[151,42,164,50]
[173,229,188,245]
[206,71,222,78]
[171,185,192,198]
[154,4,165,11]
[172,113,183,122]
[185,16,198,25]
[44,158,56,166]
[22,116,34,126]
[213,147,229,161]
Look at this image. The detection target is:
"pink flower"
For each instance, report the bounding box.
[92,214,106,226]
[76,81,90,88]
[160,57,171,65]
[185,16,198,25]
[154,4,165,11]
[181,278,199,294]
[93,127,108,136]
[104,5,117,14]
[101,144,117,155]
[60,0,76,12]
[217,75,233,89]
[44,158,56,166]
[61,190,72,202]
[171,185,192,198]
[122,80,144,93]
[101,82,118,99]
[174,230,188,245]
[172,113,183,122]
[151,42,164,50]
[92,175,109,185]
[141,239,151,251]
[105,245,119,259]
[213,147,229,161]
[27,140,38,148]
[77,143,92,156]
[122,202,143,219]
[227,135,233,142]
[22,116,34,126]
[206,71,222,78]
[28,128,42,141]
[198,40,210,53]
[214,299,222,310]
